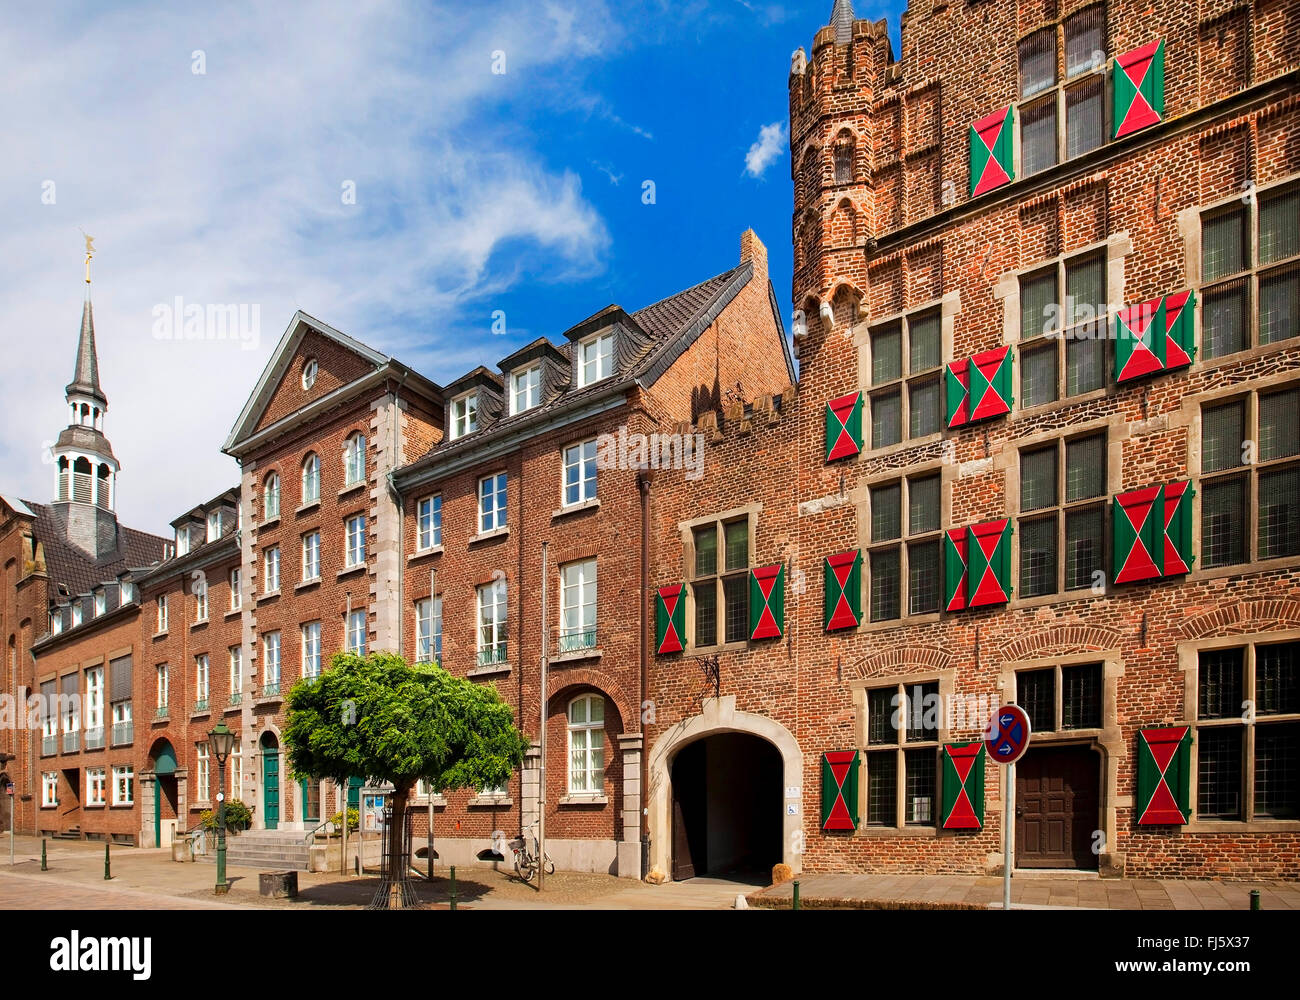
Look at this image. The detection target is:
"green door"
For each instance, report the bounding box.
[262,741,279,830]
[154,783,161,847]
[151,741,177,848]
[347,776,362,810]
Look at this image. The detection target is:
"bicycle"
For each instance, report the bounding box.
[509,823,555,882]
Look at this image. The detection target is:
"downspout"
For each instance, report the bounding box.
[637,470,651,877]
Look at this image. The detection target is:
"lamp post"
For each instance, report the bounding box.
[208,722,236,895]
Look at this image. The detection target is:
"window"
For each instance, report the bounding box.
[302,622,322,678]
[1200,385,1300,568]
[451,393,478,439]
[93,590,106,617]
[195,654,209,710]
[263,632,281,694]
[42,772,57,808]
[111,765,134,806]
[229,568,241,611]
[1019,250,1107,407]
[347,609,367,655]
[417,495,442,550]
[690,517,750,647]
[156,664,169,712]
[868,474,943,621]
[73,603,83,627]
[111,700,132,745]
[85,667,104,745]
[560,559,597,652]
[510,364,541,414]
[229,647,243,704]
[157,596,168,633]
[578,332,614,387]
[345,515,367,567]
[176,525,191,555]
[207,510,222,542]
[1018,7,1107,177]
[302,531,321,581]
[302,357,317,390]
[415,597,441,664]
[478,473,507,533]
[833,133,855,185]
[1018,432,1107,597]
[567,694,605,794]
[264,473,280,521]
[194,577,207,622]
[302,453,320,505]
[86,768,106,807]
[120,580,135,604]
[864,681,939,827]
[51,612,63,635]
[196,744,210,801]
[1201,185,1300,359]
[230,746,243,801]
[867,308,943,448]
[1196,643,1299,820]
[344,433,366,487]
[563,440,598,507]
[1016,662,1103,733]
[476,582,508,665]
[263,545,281,592]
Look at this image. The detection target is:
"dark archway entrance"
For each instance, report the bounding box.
[670,732,782,881]
[149,739,178,847]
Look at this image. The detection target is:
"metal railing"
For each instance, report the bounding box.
[477,644,508,666]
[228,692,242,706]
[154,706,169,720]
[84,727,105,750]
[42,734,57,756]
[193,698,209,714]
[304,817,341,843]
[111,721,133,746]
[558,628,597,653]
[261,680,281,697]
[62,731,79,753]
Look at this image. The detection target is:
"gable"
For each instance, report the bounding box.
[254,328,378,435]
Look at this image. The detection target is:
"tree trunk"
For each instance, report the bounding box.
[387,783,410,909]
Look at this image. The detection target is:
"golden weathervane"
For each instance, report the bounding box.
[81,230,95,284]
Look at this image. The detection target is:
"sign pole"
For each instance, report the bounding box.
[1004,762,1013,912]
[985,703,1030,913]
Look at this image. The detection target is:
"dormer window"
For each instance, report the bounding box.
[73,603,83,627]
[578,333,614,388]
[120,581,135,604]
[51,611,63,635]
[176,526,191,556]
[510,364,541,415]
[207,511,222,542]
[93,590,106,617]
[451,393,479,440]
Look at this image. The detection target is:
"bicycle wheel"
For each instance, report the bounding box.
[544,855,555,876]
[513,850,531,881]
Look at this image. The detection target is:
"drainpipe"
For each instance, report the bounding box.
[637,470,651,878]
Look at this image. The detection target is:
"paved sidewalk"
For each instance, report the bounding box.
[749,872,1300,910]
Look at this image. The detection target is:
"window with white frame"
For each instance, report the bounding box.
[41,687,57,741]
[229,568,242,611]
[230,746,243,801]
[194,577,208,622]
[195,654,209,710]
[111,765,134,806]
[156,664,169,712]
[415,597,442,664]
[1019,249,1108,407]
[120,580,134,604]
[563,440,598,506]
[302,531,321,581]
[864,681,940,828]
[229,646,242,704]
[42,772,57,808]
[302,622,322,678]
[111,700,131,744]
[176,525,191,555]
[347,610,367,655]
[451,393,478,439]
[196,743,210,801]
[73,602,83,627]
[345,515,367,567]
[264,473,280,521]
[157,595,168,633]
[302,452,320,505]
[263,545,281,592]
[263,632,281,694]
[417,495,442,550]
[62,684,78,741]
[207,510,222,542]
[51,611,63,635]
[476,582,507,665]
[560,559,597,652]
[578,332,614,387]
[344,433,367,486]
[510,364,541,414]
[478,473,507,533]
[86,767,106,807]
[85,667,104,740]
[567,694,605,794]
[93,589,106,617]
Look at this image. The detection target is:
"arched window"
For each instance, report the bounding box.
[833,131,855,185]
[264,472,280,521]
[96,463,111,510]
[566,694,605,794]
[799,148,820,206]
[72,457,93,504]
[57,457,70,501]
[344,434,366,487]
[301,453,320,505]
[80,403,90,426]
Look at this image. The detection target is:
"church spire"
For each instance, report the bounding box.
[67,233,105,406]
[830,0,854,44]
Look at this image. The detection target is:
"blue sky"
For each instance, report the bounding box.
[0,0,904,529]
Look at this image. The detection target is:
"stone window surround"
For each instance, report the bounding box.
[1177,628,1300,833]
[676,502,763,654]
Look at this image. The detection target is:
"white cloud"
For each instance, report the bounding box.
[744,121,788,178]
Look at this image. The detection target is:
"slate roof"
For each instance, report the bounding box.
[23,500,169,599]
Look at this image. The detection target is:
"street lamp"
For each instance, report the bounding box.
[208,722,236,895]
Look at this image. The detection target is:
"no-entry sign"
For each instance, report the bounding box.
[984,705,1032,765]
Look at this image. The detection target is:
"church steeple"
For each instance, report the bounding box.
[66,296,107,409]
[830,0,854,44]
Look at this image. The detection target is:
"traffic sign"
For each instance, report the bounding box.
[5,783,13,795]
[984,705,1032,764]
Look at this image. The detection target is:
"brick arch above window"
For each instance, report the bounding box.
[545,670,635,732]
[996,625,1125,664]
[841,645,953,683]
[1180,600,1300,641]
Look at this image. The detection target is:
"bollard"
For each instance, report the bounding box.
[449,865,457,911]
[792,879,800,911]
[103,843,111,881]
[1250,889,1260,911]
[41,839,47,871]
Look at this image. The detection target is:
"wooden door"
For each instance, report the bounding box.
[1015,745,1099,869]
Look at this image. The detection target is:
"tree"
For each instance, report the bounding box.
[283,651,528,907]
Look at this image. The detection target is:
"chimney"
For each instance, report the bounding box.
[740,229,768,284]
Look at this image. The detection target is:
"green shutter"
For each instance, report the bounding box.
[821,751,859,831]
[1115,295,1166,383]
[1136,726,1191,824]
[1164,290,1196,369]
[654,584,686,654]
[1113,485,1165,584]
[1163,481,1196,575]
[942,528,968,612]
[824,550,862,631]
[945,358,971,428]
[967,519,1012,606]
[940,742,985,830]
[749,564,784,640]
[825,391,864,462]
[1114,39,1165,139]
[970,105,1015,197]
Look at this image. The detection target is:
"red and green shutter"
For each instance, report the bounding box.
[821,751,859,831]
[945,357,971,428]
[1163,290,1196,369]
[970,105,1015,197]
[968,519,1013,606]
[942,528,968,612]
[1113,485,1166,584]
[1115,296,1166,383]
[824,550,862,632]
[654,584,686,654]
[1163,480,1196,575]
[825,391,864,462]
[940,742,985,830]
[749,564,785,641]
[969,346,1013,421]
[1114,39,1165,139]
[1136,726,1191,824]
